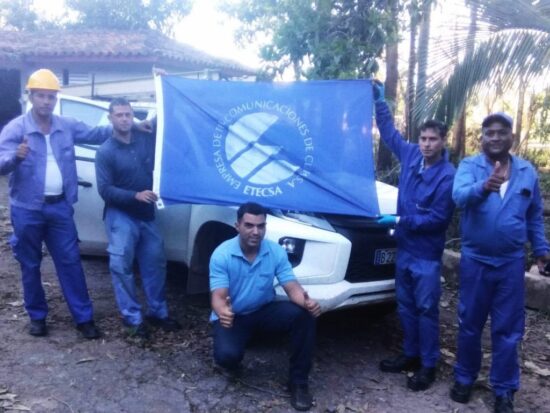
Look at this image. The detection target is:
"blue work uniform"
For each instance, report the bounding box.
[0,111,111,324]
[452,154,549,397]
[95,132,168,327]
[210,236,316,385]
[375,101,455,367]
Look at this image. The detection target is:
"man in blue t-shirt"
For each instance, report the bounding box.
[210,202,321,412]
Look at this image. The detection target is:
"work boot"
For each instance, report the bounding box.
[29,319,48,337]
[289,383,313,411]
[494,394,514,413]
[450,381,473,404]
[145,315,182,332]
[76,321,101,339]
[127,323,150,339]
[379,354,421,373]
[407,366,436,391]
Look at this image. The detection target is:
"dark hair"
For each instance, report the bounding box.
[237,202,267,221]
[108,97,132,113]
[420,120,448,139]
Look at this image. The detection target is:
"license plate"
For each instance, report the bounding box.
[374,248,396,265]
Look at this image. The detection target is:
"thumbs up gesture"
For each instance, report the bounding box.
[219,295,234,328]
[303,290,322,318]
[16,136,29,160]
[483,160,507,193]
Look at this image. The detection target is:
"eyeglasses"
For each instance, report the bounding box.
[483,129,510,137]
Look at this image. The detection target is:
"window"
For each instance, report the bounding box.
[60,99,110,126]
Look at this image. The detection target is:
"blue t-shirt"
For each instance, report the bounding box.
[209,236,296,321]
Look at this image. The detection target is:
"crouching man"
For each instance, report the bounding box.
[209,202,321,411]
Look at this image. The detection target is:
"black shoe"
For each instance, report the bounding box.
[145,316,182,332]
[407,366,436,391]
[494,394,514,413]
[450,381,473,404]
[127,323,150,339]
[76,321,101,339]
[379,354,421,373]
[29,319,48,337]
[289,383,313,411]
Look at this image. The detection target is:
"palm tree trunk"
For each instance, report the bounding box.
[377,0,399,173]
[514,78,526,152]
[412,0,432,142]
[453,1,478,161]
[405,3,419,140]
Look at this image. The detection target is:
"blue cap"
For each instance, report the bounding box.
[482,112,513,129]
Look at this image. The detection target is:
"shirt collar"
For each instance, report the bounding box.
[23,111,62,135]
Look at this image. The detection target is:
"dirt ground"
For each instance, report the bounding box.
[1,174,549,413]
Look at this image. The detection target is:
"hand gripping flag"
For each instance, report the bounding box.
[154,76,379,216]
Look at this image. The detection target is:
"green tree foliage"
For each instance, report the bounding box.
[420,0,550,128]
[0,0,56,30]
[222,0,397,80]
[66,0,193,35]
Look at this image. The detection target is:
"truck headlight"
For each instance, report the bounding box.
[278,237,305,267]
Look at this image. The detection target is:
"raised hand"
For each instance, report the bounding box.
[16,136,29,160]
[483,161,507,193]
[303,290,322,318]
[219,295,235,328]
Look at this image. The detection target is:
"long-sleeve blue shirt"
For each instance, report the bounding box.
[0,111,111,210]
[375,101,456,260]
[95,131,156,221]
[453,154,549,266]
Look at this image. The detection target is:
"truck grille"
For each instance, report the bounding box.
[325,215,396,283]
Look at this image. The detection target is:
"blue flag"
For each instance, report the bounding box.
[154,76,379,216]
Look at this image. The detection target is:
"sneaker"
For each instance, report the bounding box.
[494,394,514,413]
[76,321,101,339]
[29,319,48,337]
[450,381,473,404]
[145,316,182,332]
[127,323,150,339]
[379,354,421,373]
[407,366,436,391]
[289,383,313,411]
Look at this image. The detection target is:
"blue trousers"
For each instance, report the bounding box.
[213,301,316,385]
[454,255,525,396]
[10,202,94,324]
[104,208,168,326]
[395,249,441,367]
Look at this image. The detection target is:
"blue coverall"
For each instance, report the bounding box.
[0,111,111,323]
[452,154,549,396]
[375,101,455,367]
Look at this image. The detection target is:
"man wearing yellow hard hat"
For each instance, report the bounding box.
[0,68,113,339]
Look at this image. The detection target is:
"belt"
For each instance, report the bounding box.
[44,193,65,204]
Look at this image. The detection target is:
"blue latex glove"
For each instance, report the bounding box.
[377,214,397,226]
[372,80,385,104]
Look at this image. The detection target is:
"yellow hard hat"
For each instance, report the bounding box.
[26,69,61,91]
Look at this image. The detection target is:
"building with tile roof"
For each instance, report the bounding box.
[0,29,257,127]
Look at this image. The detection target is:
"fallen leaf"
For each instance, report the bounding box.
[76,357,97,364]
[525,361,550,377]
[9,403,31,411]
[441,348,455,358]
[0,393,17,401]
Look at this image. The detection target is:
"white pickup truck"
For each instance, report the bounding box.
[55,94,398,313]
